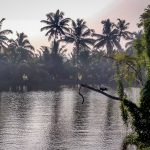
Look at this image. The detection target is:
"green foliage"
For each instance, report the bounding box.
[115,62,130,125]
[122,132,150,150]
[138,5,150,27]
[121,133,139,150]
[119,6,150,147]
[144,19,150,58]
[119,6,150,149]
[120,101,129,125]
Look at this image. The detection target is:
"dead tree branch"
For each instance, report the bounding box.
[79,85,85,104]
[79,84,130,103]
[81,84,120,101]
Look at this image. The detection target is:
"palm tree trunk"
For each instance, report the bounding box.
[76,43,80,83]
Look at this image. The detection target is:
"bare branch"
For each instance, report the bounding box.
[81,84,120,101]
[80,84,130,102]
[78,85,85,104]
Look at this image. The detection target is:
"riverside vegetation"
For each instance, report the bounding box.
[0,4,150,149]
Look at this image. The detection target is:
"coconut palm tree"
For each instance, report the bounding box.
[63,19,94,57]
[39,40,67,80]
[125,30,143,50]
[115,19,132,41]
[41,9,71,41]
[125,30,143,56]
[138,5,150,27]
[50,40,67,56]
[10,32,34,50]
[40,40,67,57]
[9,32,34,62]
[94,19,121,54]
[0,18,12,52]
[62,19,94,81]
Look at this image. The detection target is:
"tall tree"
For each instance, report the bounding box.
[41,9,71,41]
[9,32,34,62]
[0,18,12,52]
[125,30,143,55]
[115,19,132,42]
[138,5,150,27]
[10,32,34,50]
[50,40,67,56]
[63,19,94,59]
[40,40,67,64]
[62,19,94,81]
[94,19,121,54]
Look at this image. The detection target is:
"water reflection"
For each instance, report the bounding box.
[0,88,139,150]
[47,92,65,150]
[102,96,123,150]
[72,89,90,149]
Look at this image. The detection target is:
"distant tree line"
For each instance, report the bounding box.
[0,10,138,91]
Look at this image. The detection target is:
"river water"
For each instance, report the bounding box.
[0,87,140,150]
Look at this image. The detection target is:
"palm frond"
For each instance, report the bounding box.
[0,30,13,35]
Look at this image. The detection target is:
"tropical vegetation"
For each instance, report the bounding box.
[0,4,150,150]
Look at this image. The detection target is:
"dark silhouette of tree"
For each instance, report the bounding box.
[9,32,34,62]
[64,19,94,55]
[62,19,94,81]
[115,19,132,42]
[0,12,139,91]
[138,5,150,27]
[39,40,67,81]
[10,32,34,50]
[50,40,67,56]
[40,46,50,63]
[41,10,71,41]
[77,49,90,81]
[94,19,120,54]
[0,18,12,52]
[40,40,66,62]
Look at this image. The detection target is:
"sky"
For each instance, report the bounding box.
[0,0,149,50]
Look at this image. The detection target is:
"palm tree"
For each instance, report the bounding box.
[62,19,94,81]
[41,10,71,41]
[125,30,143,56]
[10,32,34,50]
[9,32,34,62]
[39,40,67,80]
[94,19,121,54]
[115,19,132,41]
[40,40,67,57]
[40,46,50,63]
[63,19,94,58]
[50,40,67,56]
[138,5,150,27]
[0,18,12,52]
[125,30,142,50]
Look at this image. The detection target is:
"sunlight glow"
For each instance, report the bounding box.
[0,0,149,49]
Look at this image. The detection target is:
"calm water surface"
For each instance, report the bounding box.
[0,87,140,150]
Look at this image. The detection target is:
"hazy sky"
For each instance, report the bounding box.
[0,0,149,49]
